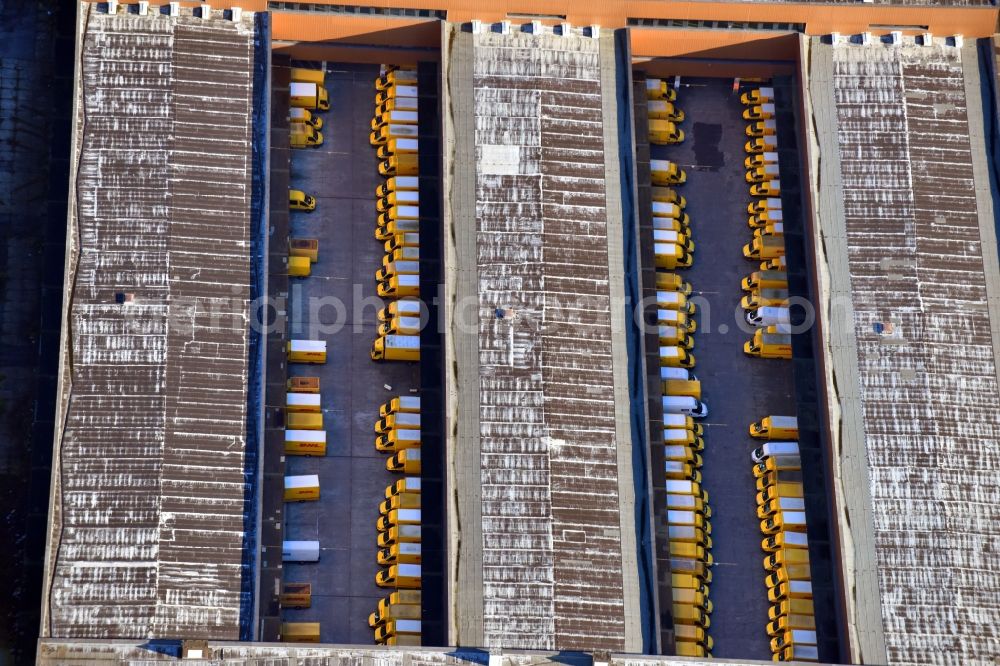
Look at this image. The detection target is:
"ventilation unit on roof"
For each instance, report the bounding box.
[861,31,873,45]
[921,32,933,46]
[138,1,148,15]
[200,3,211,18]
[499,20,511,35]
[588,24,600,38]
[530,20,543,34]
[830,31,841,46]
[559,21,571,36]
[231,7,242,21]
[953,35,964,48]
[169,1,180,16]
[107,0,118,14]
[470,19,482,34]
[890,31,902,45]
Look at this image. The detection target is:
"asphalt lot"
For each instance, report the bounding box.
[650,78,797,660]
[282,62,420,645]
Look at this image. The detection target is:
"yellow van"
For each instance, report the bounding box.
[669,556,713,583]
[655,242,693,270]
[377,541,421,566]
[750,415,799,440]
[754,460,799,486]
[756,481,804,506]
[375,563,421,589]
[742,269,788,291]
[674,641,710,658]
[378,523,421,548]
[290,106,323,131]
[648,118,684,145]
[760,510,808,535]
[669,541,712,565]
[755,468,803,492]
[761,530,808,553]
[743,102,775,120]
[671,573,708,593]
[768,580,813,603]
[368,600,420,629]
[660,345,695,369]
[386,477,421,498]
[377,508,420,533]
[769,597,815,621]
[764,548,810,572]
[766,612,815,637]
[375,589,421,618]
[750,179,781,197]
[375,428,421,453]
[745,328,792,359]
[741,288,789,310]
[672,603,710,629]
[387,448,421,474]
[770,629,817,655]
[379,152,419,177]
[290,123,323,148]
[665,460,701,485]
[757,495,805,519]
[650,159,686,185]
[655,271,692,295]
[668,524,711,549]
[656,308,694,334]
[374,618,422,644]
[764,564,812,589]
[746,119,777,137]
[664,445,701,468]
[742,233,785,260]
[663,428,704,451]
[289,189,316,212]
[651,186,686,208]
[658,325,692,349]
[379,491,420,517]
[672,587,712,613]
[774,644,819,663]
[666,493,711,518]
[667,509,710,534]
[674,623,713,650]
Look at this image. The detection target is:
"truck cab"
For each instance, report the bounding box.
[288,189,316,212]
[743,102,775,120]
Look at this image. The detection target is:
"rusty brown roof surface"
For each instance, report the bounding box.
[471,32,627,651]
[831,44,1000,663]
[43,3,256,640]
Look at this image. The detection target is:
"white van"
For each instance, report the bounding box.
[745,306,790,327]
[751,440,800,463]
[663,395,708,418]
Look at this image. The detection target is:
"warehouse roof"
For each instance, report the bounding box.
[445,25,645,651]
[41,3,258,640]
[811,38,1000,664]
[38,641,784,665]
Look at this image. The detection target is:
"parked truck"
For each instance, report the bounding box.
[372,334,420,361]
[290,81,330,111]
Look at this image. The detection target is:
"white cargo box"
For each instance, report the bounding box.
[286,393,321,409]
[282,540,320,562]
[289,340,326,353]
